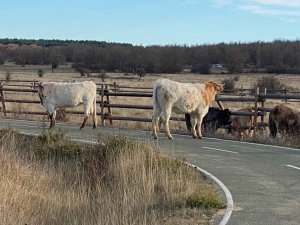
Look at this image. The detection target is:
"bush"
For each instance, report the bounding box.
[72,63,92,76]
[233,76,239,81]
[186,194,225,209]
[256,76,285,90]
[221,77,236,90]
[5,71,11,81]
[136,67,146,80]
[37,69,44,77]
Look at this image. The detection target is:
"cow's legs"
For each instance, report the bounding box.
[152,108,161,139]
[92,98,97,129]
[92,119,97,129]
[80,116,89,129]
[190,117,198,138]
[49,111,56,129]
[196,118,203,138]
[196,113,206,139]
[80,102,90,129]
[163,116,172,139]
[162,107,173,139]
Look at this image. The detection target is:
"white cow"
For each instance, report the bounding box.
[38,81,97,129]
[152,78,223,139]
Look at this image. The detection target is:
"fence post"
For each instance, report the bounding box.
[105,84,113,125]
[260,87,267,129]
[113,82,117,93]
[100,84,105,126]
[0,82,7,117]
[284,87,287,103]
[254,87,259,132]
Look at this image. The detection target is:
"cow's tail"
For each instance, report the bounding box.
[153,84,158,108]
[152,84,161,114]
[152,83,162,138]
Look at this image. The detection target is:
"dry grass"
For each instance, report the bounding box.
[0,128,224,225]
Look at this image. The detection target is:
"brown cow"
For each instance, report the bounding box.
[228,107,254,139]
[269,104,300,138]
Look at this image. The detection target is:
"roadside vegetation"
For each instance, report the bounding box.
[0,128,224,225]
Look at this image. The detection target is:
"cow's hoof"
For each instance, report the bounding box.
[168,136,173,140]
[153,136,158,140]
[198,136,203,139]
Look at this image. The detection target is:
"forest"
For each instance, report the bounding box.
[0,38,299,75]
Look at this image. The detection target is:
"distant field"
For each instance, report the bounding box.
[0,62,75,73]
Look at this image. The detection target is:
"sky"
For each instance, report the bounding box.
[0,0,299,46]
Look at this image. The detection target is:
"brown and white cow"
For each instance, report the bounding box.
[228,107,254,139]
[269,104,300,138]
[38,81,97,129]
[152,78,223,139]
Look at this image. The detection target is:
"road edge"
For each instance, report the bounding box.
[187,162,234,225]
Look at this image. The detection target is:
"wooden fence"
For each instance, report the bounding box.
[0,79,300,132]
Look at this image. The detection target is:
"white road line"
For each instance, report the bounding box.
[202,146,238,154]
[187,163,234,225]
[204,136,300,152]
[286,165,300,170]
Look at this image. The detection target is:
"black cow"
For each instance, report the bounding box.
[185,107,231,133]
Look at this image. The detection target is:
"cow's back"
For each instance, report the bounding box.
[41,81,96,108]
[153,79,204,114]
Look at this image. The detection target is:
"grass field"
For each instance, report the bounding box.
[0,128,224,225]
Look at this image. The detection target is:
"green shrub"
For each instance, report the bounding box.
[37,69,44,77]
[186,194,225,209]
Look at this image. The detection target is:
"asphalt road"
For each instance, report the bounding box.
[0,118,300,225]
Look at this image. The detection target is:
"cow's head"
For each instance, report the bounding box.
[208,81,224,92]
[203,81,224,105]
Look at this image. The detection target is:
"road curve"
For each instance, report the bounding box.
[0,118,300,225]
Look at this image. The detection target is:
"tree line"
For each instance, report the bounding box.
[0,38,299,74]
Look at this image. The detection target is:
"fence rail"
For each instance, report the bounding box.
[0,79,299,132]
